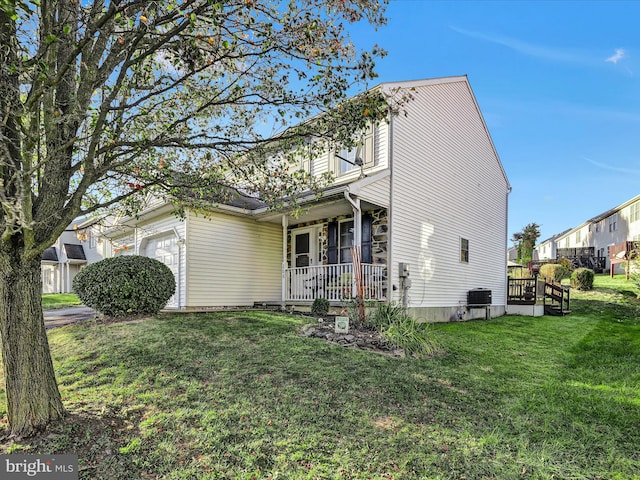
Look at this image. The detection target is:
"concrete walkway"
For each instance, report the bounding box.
[44,306,97,329]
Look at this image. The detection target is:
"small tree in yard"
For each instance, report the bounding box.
[512,223,541,266]
[0,0,393,436]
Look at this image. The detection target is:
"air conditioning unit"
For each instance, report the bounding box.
[467,288,492,306]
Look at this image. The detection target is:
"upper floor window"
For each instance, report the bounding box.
[460,238,469,263]
[630,202,640,223]
[334,124,375,176]
[575,231,581,244]
[337,147,360,175]
[609,214,618,232]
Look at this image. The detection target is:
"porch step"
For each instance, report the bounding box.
[544,305,571,316]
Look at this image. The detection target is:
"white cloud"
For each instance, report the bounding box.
[450,26,593,64]
[605,48,625,64]
[584,157,640,175]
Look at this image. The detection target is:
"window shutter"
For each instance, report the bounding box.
[361,214,373,264]
[363,124,375,166]
[327,221,338,264]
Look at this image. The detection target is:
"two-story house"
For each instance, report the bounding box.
[535,193,640,274]
[534,229,571,262]
[102,76,511,322]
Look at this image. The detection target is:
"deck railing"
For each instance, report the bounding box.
[507,277,538,305]
[285,263,386,302]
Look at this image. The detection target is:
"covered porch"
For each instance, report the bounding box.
[285,262,385,302]
[258,183,389,305]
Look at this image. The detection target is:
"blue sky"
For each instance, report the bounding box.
[349,0,640,244]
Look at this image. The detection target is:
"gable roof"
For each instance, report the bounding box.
[378,75,510,190]
[587,193,640,223]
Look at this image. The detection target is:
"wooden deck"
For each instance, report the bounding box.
[507,278,570,316]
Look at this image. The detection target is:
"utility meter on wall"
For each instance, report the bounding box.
[399,262,410,278]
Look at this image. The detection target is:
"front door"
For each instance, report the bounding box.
[292,228,317,267]
[290,228,319,300]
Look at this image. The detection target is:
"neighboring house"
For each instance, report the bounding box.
[41,221,108,293]
[534,194,640,274]
[534,229,571,262]
[102,76,511,322]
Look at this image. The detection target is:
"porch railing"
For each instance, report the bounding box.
[285,263,386,302]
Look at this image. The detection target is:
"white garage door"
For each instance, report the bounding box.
[144,234,179,308]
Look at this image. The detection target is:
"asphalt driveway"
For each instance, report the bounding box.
[44,306,96,329]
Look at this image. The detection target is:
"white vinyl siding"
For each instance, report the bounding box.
[186,212,282,307]
[358,174,391,208]
[388,78,509,308]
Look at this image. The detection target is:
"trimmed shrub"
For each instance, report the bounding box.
[570,268,595,291]
[73,255,176,316]
[557,257,574,273]
[539,263,567,283]
[311,297,330,315]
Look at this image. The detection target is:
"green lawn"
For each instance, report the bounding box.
[42,293,82,310]
[0,279,638,479]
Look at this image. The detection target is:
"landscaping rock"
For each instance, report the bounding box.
[300,318,399,356]
[301,326,316,337]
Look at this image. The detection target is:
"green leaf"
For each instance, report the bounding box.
[63,24,72,35]
[45,34,58,44]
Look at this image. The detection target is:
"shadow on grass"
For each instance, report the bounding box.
[2,309,639,479]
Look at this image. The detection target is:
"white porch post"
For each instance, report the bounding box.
[281,215,288,306]
[344,191,361,298]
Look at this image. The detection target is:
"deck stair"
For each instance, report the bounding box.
[543,282,570,316]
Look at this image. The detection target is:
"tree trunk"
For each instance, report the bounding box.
[0,252,65,437]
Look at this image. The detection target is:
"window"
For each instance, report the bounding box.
[339,220,354,263]
[327,216,372,265]
[631,202,640,223]
[596,222,601,233]
[335,125,375,175]
[609,215,618,232]
[575,231,581,244]
[337,147,359,175]
[460,238,469,263]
